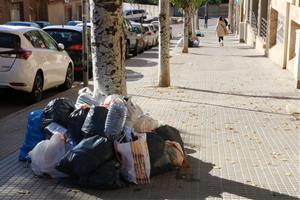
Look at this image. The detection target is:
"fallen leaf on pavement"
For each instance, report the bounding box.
[285,172,293,176]
[17,190,30,195]
[68,189,81,193]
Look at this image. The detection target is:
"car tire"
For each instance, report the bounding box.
[59,65,74,91]
[125,41,130,59]
[30,72,43,102]
[132,42,138,56]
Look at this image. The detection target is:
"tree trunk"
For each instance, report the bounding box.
[188,15,193,36]
[158,0,170,87]
[90,0,127,96]
[182,10,189,53]
[195,9,199,30]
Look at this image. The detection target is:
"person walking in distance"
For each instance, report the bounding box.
[216,17,228,47]
[204,15,208,28]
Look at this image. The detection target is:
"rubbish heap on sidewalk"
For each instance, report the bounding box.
[19,88,187,189]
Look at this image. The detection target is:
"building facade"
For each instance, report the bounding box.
[0,0,48,24]
[48,0,83,25]
[237,0,300,88]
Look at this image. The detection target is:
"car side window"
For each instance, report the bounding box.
[39,31,58,51]
[24,30,47,49]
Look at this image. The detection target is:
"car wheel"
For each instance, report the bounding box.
[60,65,74,91]
[30,72,43,102]
[132,42,138,56]
[125,41,130,59]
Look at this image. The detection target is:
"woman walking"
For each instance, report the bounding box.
[216,17,228,47]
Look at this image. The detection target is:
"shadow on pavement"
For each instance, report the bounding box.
[125,58,157,67]
[132,93,291,116]
[49,154,298,200]
[175,86,300,100]
[189,52,265,58]
[126,69,144,82]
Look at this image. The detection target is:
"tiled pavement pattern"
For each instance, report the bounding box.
[0,19,300,199]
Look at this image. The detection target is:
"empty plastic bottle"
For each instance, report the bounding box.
[104,99,128,140]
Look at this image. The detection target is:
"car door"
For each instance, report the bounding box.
[23,30,54,89]
[124,19,137,49]
[39,30,68,87]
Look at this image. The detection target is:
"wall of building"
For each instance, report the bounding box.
[48,1,65,24]
[0,0,48,24]
[268,0,289,67]
[286,4,300,73]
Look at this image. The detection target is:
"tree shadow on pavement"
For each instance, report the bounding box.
[175,86,300,100]
[126,69,144,82]
[132,93,292,116]
[125,58,158,67]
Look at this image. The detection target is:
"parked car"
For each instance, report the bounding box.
[0,25,73,102]
[142,23,157,48]
[43,25,92,79]
[123,18,140,57]
[67,21,82,26]
[34,21,51,28]
[130,21,146,53]
[124,9,147,22]
[5,21,40,28]
[151,21,173,39]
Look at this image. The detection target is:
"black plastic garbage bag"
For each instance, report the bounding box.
[67,108,89,145]
[79,160,126,190]
[41,98,75,137]
[154,125,184,153]
[146,133,172,177]
[81,106,108,138]
[56,135,114,177]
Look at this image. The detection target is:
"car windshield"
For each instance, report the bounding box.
[0,33,20,49]
[143,26,149,32]
[44,29,82,47]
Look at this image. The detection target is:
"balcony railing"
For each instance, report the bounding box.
[250,11,258,35]
[260,17,268,41]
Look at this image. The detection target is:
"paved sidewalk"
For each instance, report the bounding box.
[0,20,300,199]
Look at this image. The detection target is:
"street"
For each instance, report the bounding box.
[0,19,299,199]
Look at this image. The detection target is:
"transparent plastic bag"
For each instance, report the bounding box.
[133,114,160,133]
[125,97,143,128]
[28,134,68,178]
[75,87,105,109]
[104,100,128,140]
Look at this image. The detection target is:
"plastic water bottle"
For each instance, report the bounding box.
[104,100,128,140]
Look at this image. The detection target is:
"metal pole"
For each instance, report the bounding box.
[82,0,89,87]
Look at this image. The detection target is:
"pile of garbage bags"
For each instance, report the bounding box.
[19,88,186,189]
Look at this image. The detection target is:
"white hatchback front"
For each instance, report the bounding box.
[0,25,73,101]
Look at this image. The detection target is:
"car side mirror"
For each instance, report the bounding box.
[58,43,65,51]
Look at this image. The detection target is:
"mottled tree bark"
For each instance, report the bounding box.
[158,0,170,87]
[90,0,127,96]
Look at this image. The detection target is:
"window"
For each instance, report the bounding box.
[24,30,47,48]
[0,33,20,49]
[44,29,84,48]
[133,10,139,14]
[39,31,58,50]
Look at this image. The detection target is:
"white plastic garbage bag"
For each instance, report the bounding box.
[133,114,160,133]
[28,134,68,178]
[75,87,105,109]
[125,97,143,128]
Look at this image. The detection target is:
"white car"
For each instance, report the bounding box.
[0,25,74,102]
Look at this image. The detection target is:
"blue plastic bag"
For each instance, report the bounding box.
[19,109,45,161]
